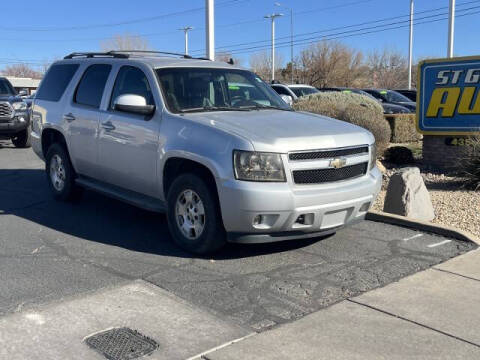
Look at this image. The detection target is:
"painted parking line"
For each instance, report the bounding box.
[428,240,452,248]
[403,234,424,241]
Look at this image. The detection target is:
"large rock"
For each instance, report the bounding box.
[383,167,435,221]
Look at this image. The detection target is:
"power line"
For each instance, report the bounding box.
[190,0,480,54]
[195,4,480,55]
[0,0,246,32]
[226,8,480,56]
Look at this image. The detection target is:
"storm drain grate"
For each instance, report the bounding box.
[85,327,159,360]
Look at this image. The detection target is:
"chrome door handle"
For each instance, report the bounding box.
[63,113,76,122]
[101,121,116,131]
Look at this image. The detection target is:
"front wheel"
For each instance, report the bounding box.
[11,128,31,148]
[166,174,226,254]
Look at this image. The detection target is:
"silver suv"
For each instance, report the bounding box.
[31,51,381,254]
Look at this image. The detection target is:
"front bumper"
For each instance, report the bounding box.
[0,113,30,137]
[218,167,382,243]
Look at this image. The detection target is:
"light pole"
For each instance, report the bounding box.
[264,13,283,82]
[275,2,294,84]
[179,26,193,55]
[448,0,455,57]
[206,0,215,60]
[407,0,414,90]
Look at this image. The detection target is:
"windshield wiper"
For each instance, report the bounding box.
[239,104,293,111]
[179,106,250,113]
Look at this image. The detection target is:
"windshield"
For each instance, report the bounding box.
[156,68,291,113]
[290,87,319,97]
[0,79,16,96]
[373,90,411,103]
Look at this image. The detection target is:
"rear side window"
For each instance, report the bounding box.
[36,64,79,102]
[74,64,112,108]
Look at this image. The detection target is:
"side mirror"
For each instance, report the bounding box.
[280,94,293,106]
[113,94,155,116]
[18,90,27,97]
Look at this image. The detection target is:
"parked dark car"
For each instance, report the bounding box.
[0,77,30,147]
[394,89,417,102]
[362,89,416,112]
[317,87,410,114]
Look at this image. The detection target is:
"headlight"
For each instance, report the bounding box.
[12,102,27,111]
[233,150,286,182]
[369,143,377,170]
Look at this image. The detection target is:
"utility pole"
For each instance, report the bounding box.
[275,3,294,84]
[179,26,193,55]
[407,0,414,90]
[206,0,215,60]
[447,0,455,58]
[264,13,283,82]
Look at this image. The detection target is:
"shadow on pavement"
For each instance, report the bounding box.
[0,168,330,260]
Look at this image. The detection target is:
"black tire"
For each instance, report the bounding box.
[166,174,226,254]
[11,128,31,148]
[45,143,83,201]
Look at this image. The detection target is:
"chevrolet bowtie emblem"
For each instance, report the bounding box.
[329,158,347,169]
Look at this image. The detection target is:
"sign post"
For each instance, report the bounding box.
[417,56,480,170]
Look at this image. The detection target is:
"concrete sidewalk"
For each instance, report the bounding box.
[205,248,480,359]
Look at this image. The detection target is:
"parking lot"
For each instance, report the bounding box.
[0,140,476,332]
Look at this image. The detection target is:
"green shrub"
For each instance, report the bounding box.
[384,114,422,143]
[294,91,391,156]
[384,146,415,165]
[460,137,480,190]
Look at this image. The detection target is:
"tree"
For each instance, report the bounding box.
[100,33,151,51]
[249,50,284,82]
[297,40,366,88]
[2,64,43,79]
[367,49,408,89]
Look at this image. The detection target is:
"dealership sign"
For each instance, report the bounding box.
[418,56,480,135]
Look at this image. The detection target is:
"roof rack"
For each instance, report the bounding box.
[63,52,129,59]
[111,50,214,62]
[64,50,212,61]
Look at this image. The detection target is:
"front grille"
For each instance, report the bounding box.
[293,162,368,184]
[0,102,12,119]
[289,146,368,161]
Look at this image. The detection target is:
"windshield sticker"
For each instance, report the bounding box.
[342,90,352,93]
[380,90,388,94]
[228,85,240,90]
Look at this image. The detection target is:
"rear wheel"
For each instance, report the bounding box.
[45,143,83,201]
[167,174,226,254]
[11,128,31,148]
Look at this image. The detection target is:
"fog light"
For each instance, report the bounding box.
[360,202,371,212]
[19,117,25,122]
[253,215,262,226]
[294,213,314,226]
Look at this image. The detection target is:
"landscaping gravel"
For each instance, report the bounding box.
[373,168,480,238]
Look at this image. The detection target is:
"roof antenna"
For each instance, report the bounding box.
[227,58,234,65]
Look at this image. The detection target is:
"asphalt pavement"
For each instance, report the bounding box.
[0,140,476,335]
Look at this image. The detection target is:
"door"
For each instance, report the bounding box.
[66,64,112,178]
[97,65,160,197]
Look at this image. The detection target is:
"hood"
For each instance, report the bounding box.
[183,110,374,153]
[0,94,21,103]
[382,103,410,114]
[391,101,416,111]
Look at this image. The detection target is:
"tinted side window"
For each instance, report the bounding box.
[74,64,112,108]
[110,66,154,109]
[36,64,79,102]
[0,79,15,96]
[272,86,290,96]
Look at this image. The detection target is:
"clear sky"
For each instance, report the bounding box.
[1,0,479,69]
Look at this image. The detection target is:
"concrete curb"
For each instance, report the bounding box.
[366,210,480,246]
